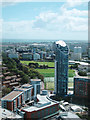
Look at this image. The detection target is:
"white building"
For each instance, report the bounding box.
[71,105,83,113]
[30,79,41,98]
[14,84,33,102]
[33,53,40,60]
[74,47,82,53]
[8,53,19,59]
[71,47,82,61]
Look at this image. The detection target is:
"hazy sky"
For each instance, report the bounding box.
[1,0,88,41]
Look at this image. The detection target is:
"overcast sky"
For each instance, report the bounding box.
[1,0,88,41]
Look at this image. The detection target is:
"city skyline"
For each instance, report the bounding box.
[1,0,88,41]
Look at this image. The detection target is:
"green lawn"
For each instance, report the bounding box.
[21,61,75,77]
[68,69,75,77]
[36,68,75,77]
[21,61,54,67]
[36,69,54,77]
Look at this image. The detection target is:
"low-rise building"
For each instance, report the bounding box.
[1,91,23,111]
[33,53,40,60]
[1,80,60,119]
[22,53,32,60]
[8,53,19,59]
[21,94,59,119]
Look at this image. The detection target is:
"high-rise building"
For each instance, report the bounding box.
[73,47,82,60]
[88,48,90,59]
[54,40,69,96]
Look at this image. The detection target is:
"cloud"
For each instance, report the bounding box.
[66,0,89,7]
[3,20,34,34]
[32,7,88,32]
[3,8,88,34]
[2,1,88,39]
[62,8,88,17]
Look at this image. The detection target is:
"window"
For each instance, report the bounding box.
[2,101,7,109]
[13,100,16,111]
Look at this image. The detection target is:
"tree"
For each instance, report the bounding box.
[29,63,39,68]
[21,75,29,84]
[22,66,29,74]
[2,87,12,96]
[13,58,20,64]
[70,63,79,69]
[78,71,87,76]
[18,71,25,77]
[30,64,36,68]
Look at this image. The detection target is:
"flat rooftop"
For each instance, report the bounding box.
[14,87,31,91]
[69,60,90,66]
[0,106,22,119]
[22,84,32,88]
[5,76,12,80]
[74,76,90,79]
[22,94,59,112]
[30,79,41,81]
[1,91,22,101]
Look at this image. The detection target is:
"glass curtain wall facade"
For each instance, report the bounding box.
[54,40,69,96]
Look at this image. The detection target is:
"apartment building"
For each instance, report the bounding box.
[1,91,23,111]
[74,76,90,98]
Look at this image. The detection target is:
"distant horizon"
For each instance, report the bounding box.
[2,38,88,43]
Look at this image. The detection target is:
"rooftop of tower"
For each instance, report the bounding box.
[56,40,66,47]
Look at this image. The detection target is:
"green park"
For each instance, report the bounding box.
[21,61,76,90]
[21,60,75,77]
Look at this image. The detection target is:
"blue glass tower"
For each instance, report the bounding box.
[54,40,69,96]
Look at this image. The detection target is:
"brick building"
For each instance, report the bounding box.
[1,79,60,119]
[74,76,90,98]
[1,84,34,111]
[21,94,59,119]
[1,91,23,111]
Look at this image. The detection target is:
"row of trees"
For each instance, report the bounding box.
[29,63,48,69]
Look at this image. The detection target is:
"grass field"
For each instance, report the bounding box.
[21,61,54,67]
[21,61,75,77]
[36,69,54,77]
[36,69,75,77]
[68,69,75,77]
